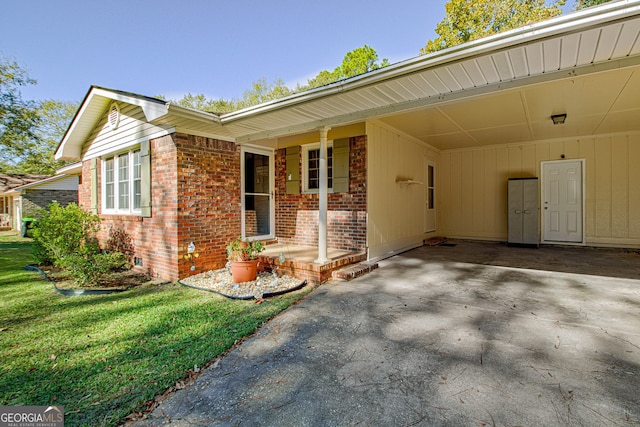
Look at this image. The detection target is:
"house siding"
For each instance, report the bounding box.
[82,102,172,160]
[22,189,78,217]
[439,133,640,247]
[275,135,367,252]
[366,121,440,261]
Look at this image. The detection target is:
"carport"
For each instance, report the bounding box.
[130,241,640,426]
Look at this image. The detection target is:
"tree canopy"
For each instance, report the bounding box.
[0,56,39,168]
[421,0,566,54]
[176,45,390,114]
[0,55,77,174]
[575,0,611,9]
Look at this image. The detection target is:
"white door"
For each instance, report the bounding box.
[241,146,274,240]
[425,159,436,232]
[542,160,584,243]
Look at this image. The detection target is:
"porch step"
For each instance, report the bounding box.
[332,262,378,281]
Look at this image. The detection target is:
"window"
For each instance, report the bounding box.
[103,148,141,214]
[302,142,333,193]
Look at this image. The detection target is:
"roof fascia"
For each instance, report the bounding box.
[8,174,70,192]
[236,54,640,144]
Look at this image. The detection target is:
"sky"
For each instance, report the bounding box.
[2,0,577,104]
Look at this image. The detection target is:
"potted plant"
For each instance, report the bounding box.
[226,236,264,283]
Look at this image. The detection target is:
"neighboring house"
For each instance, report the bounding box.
[0,173,79,231]
[55,2,640,282]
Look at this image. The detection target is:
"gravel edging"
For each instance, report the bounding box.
[179,268,307,300]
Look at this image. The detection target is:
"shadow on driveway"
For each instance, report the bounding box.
[130,241,640,426]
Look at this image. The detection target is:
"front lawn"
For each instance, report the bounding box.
[0,234,310,426]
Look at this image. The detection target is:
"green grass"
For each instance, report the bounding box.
[0,234,311,426]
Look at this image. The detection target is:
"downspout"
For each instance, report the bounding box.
[315,126,331,264]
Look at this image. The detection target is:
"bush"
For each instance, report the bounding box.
[31,202,131,286]
[105,227,135,265]
[31,202,101,263]
[60,251,129,286]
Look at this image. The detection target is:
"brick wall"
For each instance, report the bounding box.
[174,133,241,279]
[77,131,363,280]
[80,134,180,281]
[275,135,367,251]
[22,189,78,217]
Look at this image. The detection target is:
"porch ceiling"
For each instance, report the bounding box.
[225,2,640,148]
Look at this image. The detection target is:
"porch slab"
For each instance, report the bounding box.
[258,244,366,284]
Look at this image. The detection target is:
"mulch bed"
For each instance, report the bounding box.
[38,265,153,291]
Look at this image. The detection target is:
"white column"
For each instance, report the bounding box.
[315,126,331,264]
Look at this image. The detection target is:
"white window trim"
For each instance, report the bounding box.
[102,147,142,215]
[302,141,334,194]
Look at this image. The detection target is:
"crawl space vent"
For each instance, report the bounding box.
[108,102,120,130]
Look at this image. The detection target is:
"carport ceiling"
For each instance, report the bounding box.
[378,64,640,151]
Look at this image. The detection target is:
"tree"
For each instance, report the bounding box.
[0,55,38,167]
[302,45,390,91]
[28,100,78,174]
[0,99,78,174]
[175,45,390,113]
[177,92,236,114]
[237,77,294,109]
[421,0,565,54]
[0,55,78,175]
[575,0,611,9]
[335,45,390,79]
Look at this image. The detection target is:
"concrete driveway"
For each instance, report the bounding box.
[130,241,640,426]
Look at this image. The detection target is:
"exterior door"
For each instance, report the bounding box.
[242,147,274,240]
[425,159,436,232]
[542,160,584,243]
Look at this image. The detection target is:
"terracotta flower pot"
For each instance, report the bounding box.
[231,260,260,283]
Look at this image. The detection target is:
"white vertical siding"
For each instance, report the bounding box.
[366,121,440,261]
[439,133,640,247]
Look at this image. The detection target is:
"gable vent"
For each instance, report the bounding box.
[108,102,120,130]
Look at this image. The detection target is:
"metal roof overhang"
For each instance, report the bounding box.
[217,0,640,147]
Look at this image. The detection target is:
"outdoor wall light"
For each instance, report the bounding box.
[551,113,567,125]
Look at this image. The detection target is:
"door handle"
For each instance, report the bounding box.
[514,210,522,214]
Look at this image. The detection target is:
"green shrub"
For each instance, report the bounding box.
[31,202,101,263]
[60,251,129,286]
[31,202,131,286]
